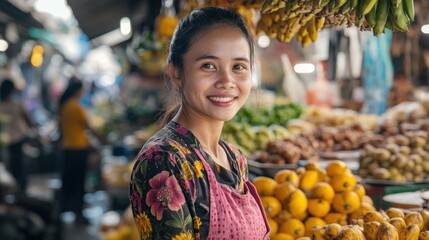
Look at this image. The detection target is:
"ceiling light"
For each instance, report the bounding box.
[120,17,131,36]
[0,39,8,52]
[257,35,271,48]
[34,0,72,20]
[294,63,316,74]
[92,28,132,46]
[422,24,429,34]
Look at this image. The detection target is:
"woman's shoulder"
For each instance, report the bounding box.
[136,125,193,162]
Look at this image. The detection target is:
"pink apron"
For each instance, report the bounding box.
[196,149,270,240]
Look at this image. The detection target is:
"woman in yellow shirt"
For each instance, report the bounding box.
[58,78,97,224]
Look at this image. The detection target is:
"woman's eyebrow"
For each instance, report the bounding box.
[195,54,249,62]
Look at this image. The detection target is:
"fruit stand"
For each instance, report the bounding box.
[96,0,424,239]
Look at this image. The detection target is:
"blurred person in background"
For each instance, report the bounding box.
[0,78,36,193]
[58,77,104,224]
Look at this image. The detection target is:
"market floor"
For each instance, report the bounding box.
[26,173,112,240]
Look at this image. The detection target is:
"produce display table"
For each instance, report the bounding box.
[364,183,429,209]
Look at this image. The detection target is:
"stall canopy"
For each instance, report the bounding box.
[66,0,161,40]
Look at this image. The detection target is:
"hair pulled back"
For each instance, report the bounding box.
[58,78,83,110]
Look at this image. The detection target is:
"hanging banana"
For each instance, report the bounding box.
[403,0,415,22]
[373,0,390,36]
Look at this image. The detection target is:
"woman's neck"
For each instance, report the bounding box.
[173,109,224,156]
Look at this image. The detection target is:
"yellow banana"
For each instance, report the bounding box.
[316,16,326,30]
[373,0,390,36]
[306,15,318,41]
[302,34,312,47]
[403,0,414,22]
[262,0,279,13]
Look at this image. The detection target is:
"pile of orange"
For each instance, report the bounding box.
[253,160,375,239]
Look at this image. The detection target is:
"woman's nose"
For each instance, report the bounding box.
[216,69,235,88]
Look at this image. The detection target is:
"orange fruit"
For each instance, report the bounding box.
[261,196,282,218]
[274,182,297,202]
[279,218,305,238]
[324,213,348,226]
[275,210,293,223]
[253,176,277,196]
[299,170,319,192]
[310,182,335,202]
[305,160,321,171]
[308,198,331,218]
[285,189,308,218]
[352,183,366,200]
[330,172,357,192]
[362,195,374,206]
[274,169,299,186]
[349,201,376,220]
[326,160,350,178]
[304,217,326,236]
[268,218,279,237]
[270,233,294,240]
[332,190,361,214]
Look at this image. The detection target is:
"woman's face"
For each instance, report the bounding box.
[179,25,252,122]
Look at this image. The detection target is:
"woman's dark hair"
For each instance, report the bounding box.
[0,79,16,101]
[160,6,255,125]
[58,78,83,110]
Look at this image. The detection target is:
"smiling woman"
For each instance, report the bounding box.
[129,6,270,240]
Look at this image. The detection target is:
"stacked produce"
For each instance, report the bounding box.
[300,107,379,131]
[253,161,375,239]
[222,102,302,154]
[309,207,429,240]
[254,134,320,164]
[253,123,383,164]
[257,0,415,46]
[359,127,429,182]
[233,102,304,127]
[222,122,290,154]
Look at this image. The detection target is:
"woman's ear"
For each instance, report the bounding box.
[167,63,181,88]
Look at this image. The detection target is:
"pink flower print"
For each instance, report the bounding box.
[175,125,188,135]
[144,146,161,160]
[168,154,177,165]
[146,171,186,221]
[129,190,142,212]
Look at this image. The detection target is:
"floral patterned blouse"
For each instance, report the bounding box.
[129,121,249,240]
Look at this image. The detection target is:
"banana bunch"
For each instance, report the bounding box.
[206,0,264,8]
[255,0,414,46]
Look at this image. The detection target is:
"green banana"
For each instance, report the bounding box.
[365,0,378,27]
[373,0,390,36]
[336,0,349,8]
[319,0,331,7]
[403,0,415,22]
[361,0,378,16]
[391,0,402,8]
[390,2,410,31]
[385,15,394,30]
[340,0,352,14]
[350,0,359,9]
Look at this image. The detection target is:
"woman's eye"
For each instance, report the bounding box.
[202,63,215,70]
[233,64,246,70]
